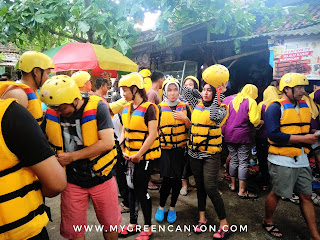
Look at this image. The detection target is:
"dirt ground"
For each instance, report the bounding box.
[46,172,320,240]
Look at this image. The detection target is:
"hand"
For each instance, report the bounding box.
[130,153,141,163]
[173,110,187,121]
[217,82,227,94]
[57,152,74,167]
[304,134,319,144]
[122,152,131,161]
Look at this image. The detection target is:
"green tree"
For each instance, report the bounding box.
[0,0,310,54]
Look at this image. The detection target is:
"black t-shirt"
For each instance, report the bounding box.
[58,98,114,188]
[2,102,54,167]
[129,102,157,126]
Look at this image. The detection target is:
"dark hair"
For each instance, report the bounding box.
[150,71,164,83]
[131,85,148,102]
[1,72,11,79]
[95,77,107,89]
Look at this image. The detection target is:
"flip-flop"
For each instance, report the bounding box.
[238,192,258,199]
[228,184,236,192]
[148,182,159,190]
[262,222,283,238]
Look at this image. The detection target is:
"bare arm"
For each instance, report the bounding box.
[130,120,158,163]
[57,128,115,166]
[289,134,318,145]
[2,88,28,108]
[29,155,67,198]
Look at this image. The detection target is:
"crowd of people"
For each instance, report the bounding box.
[1,50,320,240]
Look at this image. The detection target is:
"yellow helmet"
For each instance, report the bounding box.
[119,72,144,89]
[183,76,199,89]
[139,69,151,78]
[202,64,229,88]
[40,75,82,106]
[279,73,309,91]
[19,51,55,73]
[71,71,91,88]
[162,77,180,89]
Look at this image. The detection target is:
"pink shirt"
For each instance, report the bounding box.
[147,87,160,105]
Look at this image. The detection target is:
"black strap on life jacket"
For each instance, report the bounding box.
[0,180,41,203]
[36,116,43,123]
[93,154,117,177]
[0,163,23,178]
[159,123,187,148]
[0,203,46,234]
[280,122,310,127]
[190,123,220,151]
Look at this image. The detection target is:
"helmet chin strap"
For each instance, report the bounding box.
[130,86,137,100]
[284,87,298,105]
[31,68,44,89]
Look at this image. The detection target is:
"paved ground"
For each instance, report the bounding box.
[46,172,320,240]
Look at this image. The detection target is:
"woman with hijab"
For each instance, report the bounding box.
[180,76,201,196]
[155,78,191,223]
[186,81,230,239]
[257,86,280,190]
[224,84,261,199]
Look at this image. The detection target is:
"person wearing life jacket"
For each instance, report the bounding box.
[140,69,153,94]
[0,98,66,240]
[224,84,261,199]
[71,70,92,98]
[0,51,55,124]
[118,72,160,240]
[262,73,320,239]
[179,75,201,196]
[256,86,280,191]
[186,81,230,239]
[154,78,191,224]
[40,75,120,240]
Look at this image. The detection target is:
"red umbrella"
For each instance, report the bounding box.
[43,42,138,77]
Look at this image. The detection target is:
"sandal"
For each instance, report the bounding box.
[135,230,152,240]
[238,192,258,199]
[148,181,159,190]
[262,222,283,238]
[119,203,130,214]
[213,226,230,239]
[118,224,140,238]
[194,220,207,234]
[228,184,236,192]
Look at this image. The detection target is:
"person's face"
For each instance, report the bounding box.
[158,77,164,89]
[202,84,213,102]
[35,68,51,87]
[122,86,133,101]
[184,79,195,89]
[84,80,92,92]
[314,85,320,92]
[285,85,306,101]
[101,83,109,95]
[1,76,9,81]
[50,102,76,118]
[167,83,179,102]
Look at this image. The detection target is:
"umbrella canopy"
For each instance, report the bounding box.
[43,42,138,75]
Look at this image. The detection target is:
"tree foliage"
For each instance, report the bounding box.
[0,0,311,54]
